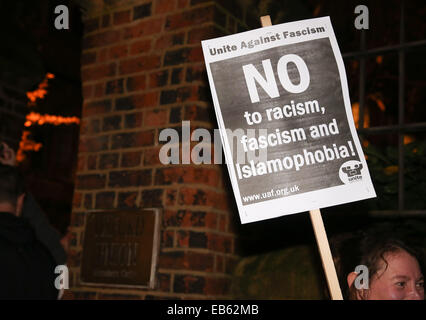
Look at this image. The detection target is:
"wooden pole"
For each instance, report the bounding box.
[260,15,344,300]
[260,15,272,27]
[309,209,343,300]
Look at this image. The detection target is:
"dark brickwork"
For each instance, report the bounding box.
[71,0,250,300]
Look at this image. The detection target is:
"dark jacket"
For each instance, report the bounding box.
[0,212,58,299]
[22,193,67,265]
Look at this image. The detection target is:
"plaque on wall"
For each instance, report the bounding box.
[80,209,161,288]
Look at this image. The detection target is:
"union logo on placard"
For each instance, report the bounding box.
[339,160,364,184]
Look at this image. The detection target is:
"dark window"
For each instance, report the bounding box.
[343,1,426,215]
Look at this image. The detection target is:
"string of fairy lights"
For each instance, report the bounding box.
[17,73,80,162]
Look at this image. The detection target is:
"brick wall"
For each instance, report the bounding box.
[70,0,254,299]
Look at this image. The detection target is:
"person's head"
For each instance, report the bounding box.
[0,163,25,217]
[346,237,424,300]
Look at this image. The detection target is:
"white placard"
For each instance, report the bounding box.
[202,17,376,224]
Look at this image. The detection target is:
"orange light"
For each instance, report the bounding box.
[26,73,55,105]
[18,113,80,162]
[25,112,80,127]
[384,165,398,175]
[351,102,370,128]
[19,72,79,163]
[368,93,386,112]
[16,131,43,163]
[404,135,415,145]
[376,99,386,112]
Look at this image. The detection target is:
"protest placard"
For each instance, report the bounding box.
[202,16,376,225]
